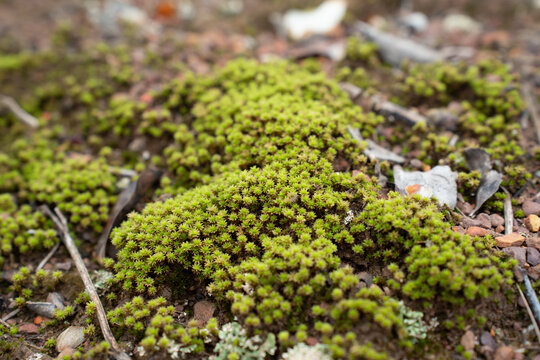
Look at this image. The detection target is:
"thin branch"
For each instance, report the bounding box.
[36,242,61,272]
[0,317,11,328]
[0,94,39,128]
[40,206,130,360]
[502,187,513,235]
[521,269,540,338]
[1,308,20,322]
[517,283,540,343]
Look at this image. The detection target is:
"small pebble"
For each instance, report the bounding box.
[452,226,466,234]
[528,264,540,280]
[490,213,505,227]
[55,261,72,271]
[527,247,540,266]
[460,330,475,351]
[480,331,496,351]
[19,323,39,334]
[523,200,540,216]
[56,326,85,352]
[494,346,514,360]
[527,236,540,251]
[409,159,424,170]
[495,225,505,233]
[56,347,75,360]
[495,233,524,248]
[33,316,43,325]
[461,217,482,228]
[466,226,491,237]
[193,300,215,327]
[477,213,492,228]
[525,214,540,232]
[457,201,474,215]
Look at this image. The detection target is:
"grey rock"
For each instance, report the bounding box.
[26,302,57,318]
[56,326,85,352]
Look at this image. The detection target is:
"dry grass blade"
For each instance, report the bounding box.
[40,205,131,360]
[0,94,39,128]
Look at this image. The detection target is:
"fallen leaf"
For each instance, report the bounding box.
[96,169,163,261]
[464,148,491,174]
[471,170,503,216]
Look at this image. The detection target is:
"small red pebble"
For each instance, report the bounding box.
[139,92,153,104]
[466,226,491,237]
[34,316,43,325]
[155,1,176,18]
[19,323,39,334]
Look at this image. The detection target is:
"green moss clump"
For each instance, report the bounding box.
[0,197,56,266]
[353,192,513,303]
[106,296,216,358]
[160,59,379,186]
[9,266,64,307]
[23,155,117,232]
[112,157,374,294]
[395,60,525,164]
[342,37,380,66]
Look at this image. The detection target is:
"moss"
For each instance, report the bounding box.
[0,199,56,266]
[159,58,378,186]
[0,130,118,232]
[352,192,513,303]
[104,295,216,358]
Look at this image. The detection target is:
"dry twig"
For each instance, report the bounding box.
[36,242,60,272]
[40,206,130,360]
[1,308,20,322]
[502,187,513,235]
[0,94,39,128]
